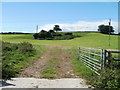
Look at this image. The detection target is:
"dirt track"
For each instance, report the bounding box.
[19,45,78,78]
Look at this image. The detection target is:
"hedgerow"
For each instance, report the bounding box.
[2,41,36,80]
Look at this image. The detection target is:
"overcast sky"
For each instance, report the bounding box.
[1,2,119,33]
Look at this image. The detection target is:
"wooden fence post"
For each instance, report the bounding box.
[108,52,112,65]
[102,49,106,68]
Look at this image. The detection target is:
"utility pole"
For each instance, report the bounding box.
[36,25,38,33]
[109,19,111,47]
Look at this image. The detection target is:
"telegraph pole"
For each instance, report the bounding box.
[36,25,38,33]
[109,19,111,47]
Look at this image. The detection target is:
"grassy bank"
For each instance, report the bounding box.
[2,41,46,80]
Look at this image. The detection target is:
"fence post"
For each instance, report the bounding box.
[108,52,112,65]
[102,49,106,68]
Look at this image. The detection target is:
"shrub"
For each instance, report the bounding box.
[2,42,36,80]
[33,33,39,39]
[91,68,120,88]
[2,42,17,52]
[33,30,77,40]
[38,31,53,39]
[48,30,55,33]
[64,33,72,35]
[54,35,75,40]
[18,42,34,53]
[2,57,17,80]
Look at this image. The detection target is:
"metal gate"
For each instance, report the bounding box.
[79,47,106,75]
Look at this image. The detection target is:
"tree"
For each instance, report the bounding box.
[48,29,56,37]
[98,25,114,34]
[53,25,62,32]
[41,30,47,33]
[33,33,39,39]
[49,29,55,33]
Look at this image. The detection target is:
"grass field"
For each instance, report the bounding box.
[1,32,119,49]
[1,32,120,88]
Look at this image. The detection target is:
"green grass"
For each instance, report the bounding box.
[41,58,57,79]
[41,67,55,79]
[67,49,95,81]
[1,32,119,49]
[13,44,47,70]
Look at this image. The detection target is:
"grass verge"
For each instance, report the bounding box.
[41,58,57,79]
[67,48,95,85]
